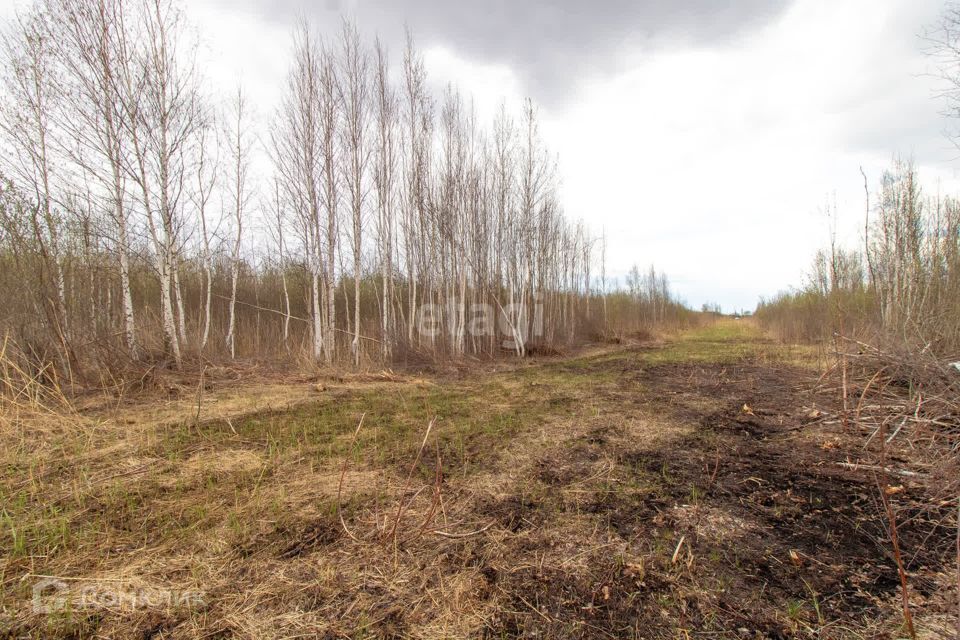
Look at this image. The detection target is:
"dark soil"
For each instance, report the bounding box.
[477,359,953,638]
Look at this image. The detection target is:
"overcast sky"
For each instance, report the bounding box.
[4,0,959,312]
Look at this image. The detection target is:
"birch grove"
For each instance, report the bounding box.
[0,1,691,381]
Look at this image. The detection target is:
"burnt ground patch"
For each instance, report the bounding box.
[481,359,952,638]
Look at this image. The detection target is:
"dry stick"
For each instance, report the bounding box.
[386,417,435,544]
[877,414,917,640]
[841,337,850,430]
[410,440,444,543]
[337,413,366,543]
[431,521,495,539]
[671,536,686,564]
[856,366,887,426]
[887,393,922,445]
[707,446,721,488]
[865,378,899,448]
[815,359,839,388]
[840,335,888,357]
[193,364,205,426]
[836,462,923,478]
[878,476,916,639]
[500,586,553,624]
[833,330,850,431]
[956,494,960,640]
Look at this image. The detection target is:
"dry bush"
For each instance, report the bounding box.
[0,333,76,419]
[831,337,960,491]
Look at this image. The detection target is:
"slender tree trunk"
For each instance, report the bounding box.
[159,251,181,367]
[201,261,212,351]
[226,261,239,358]
[312,268,323,360]
[173,260,187,348]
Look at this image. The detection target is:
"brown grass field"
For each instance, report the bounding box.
[1,320,955,639]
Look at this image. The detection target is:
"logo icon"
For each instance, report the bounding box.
[32,578,69,613]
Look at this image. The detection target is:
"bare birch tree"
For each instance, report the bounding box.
[49,0,141,358]
[224,87,252,359]
[338,20,369,366]
[116,0,203,368]
[318,42,340,363]
[373,37,397,358]
[271,20,325,361]
[192,117,217,352]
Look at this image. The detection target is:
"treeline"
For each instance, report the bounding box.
[755,158,960,355]
[0,0,691,384]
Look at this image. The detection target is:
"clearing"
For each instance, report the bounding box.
[1,320,953,638]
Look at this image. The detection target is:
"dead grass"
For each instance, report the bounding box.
[0,320,950,638]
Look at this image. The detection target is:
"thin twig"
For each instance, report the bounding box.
[386,417,435,544]
[836,462,924,478]
[431,521,495,539]
[337,413,366,543]
[877,474,916,640]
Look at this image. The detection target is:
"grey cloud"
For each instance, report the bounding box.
[832,0,957,166]
[206,0,792,109]
[842,91,957,165]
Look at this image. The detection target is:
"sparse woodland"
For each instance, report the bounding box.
[0,0,693,393]
[754,9,960,357]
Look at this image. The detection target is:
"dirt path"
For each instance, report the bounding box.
[2,321,952,638]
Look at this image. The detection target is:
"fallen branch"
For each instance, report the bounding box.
[836,462,924,479]
[431,521,495,539]
[671,535,686,564]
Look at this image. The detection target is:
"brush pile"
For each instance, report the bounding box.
[819,335,960,637]
[832,336,960,490]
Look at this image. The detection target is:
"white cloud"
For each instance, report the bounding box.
[190,2,290,117]
[539,0,960,311]
[420,46,525,125]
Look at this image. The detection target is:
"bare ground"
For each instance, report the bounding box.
[1,321,954,638]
